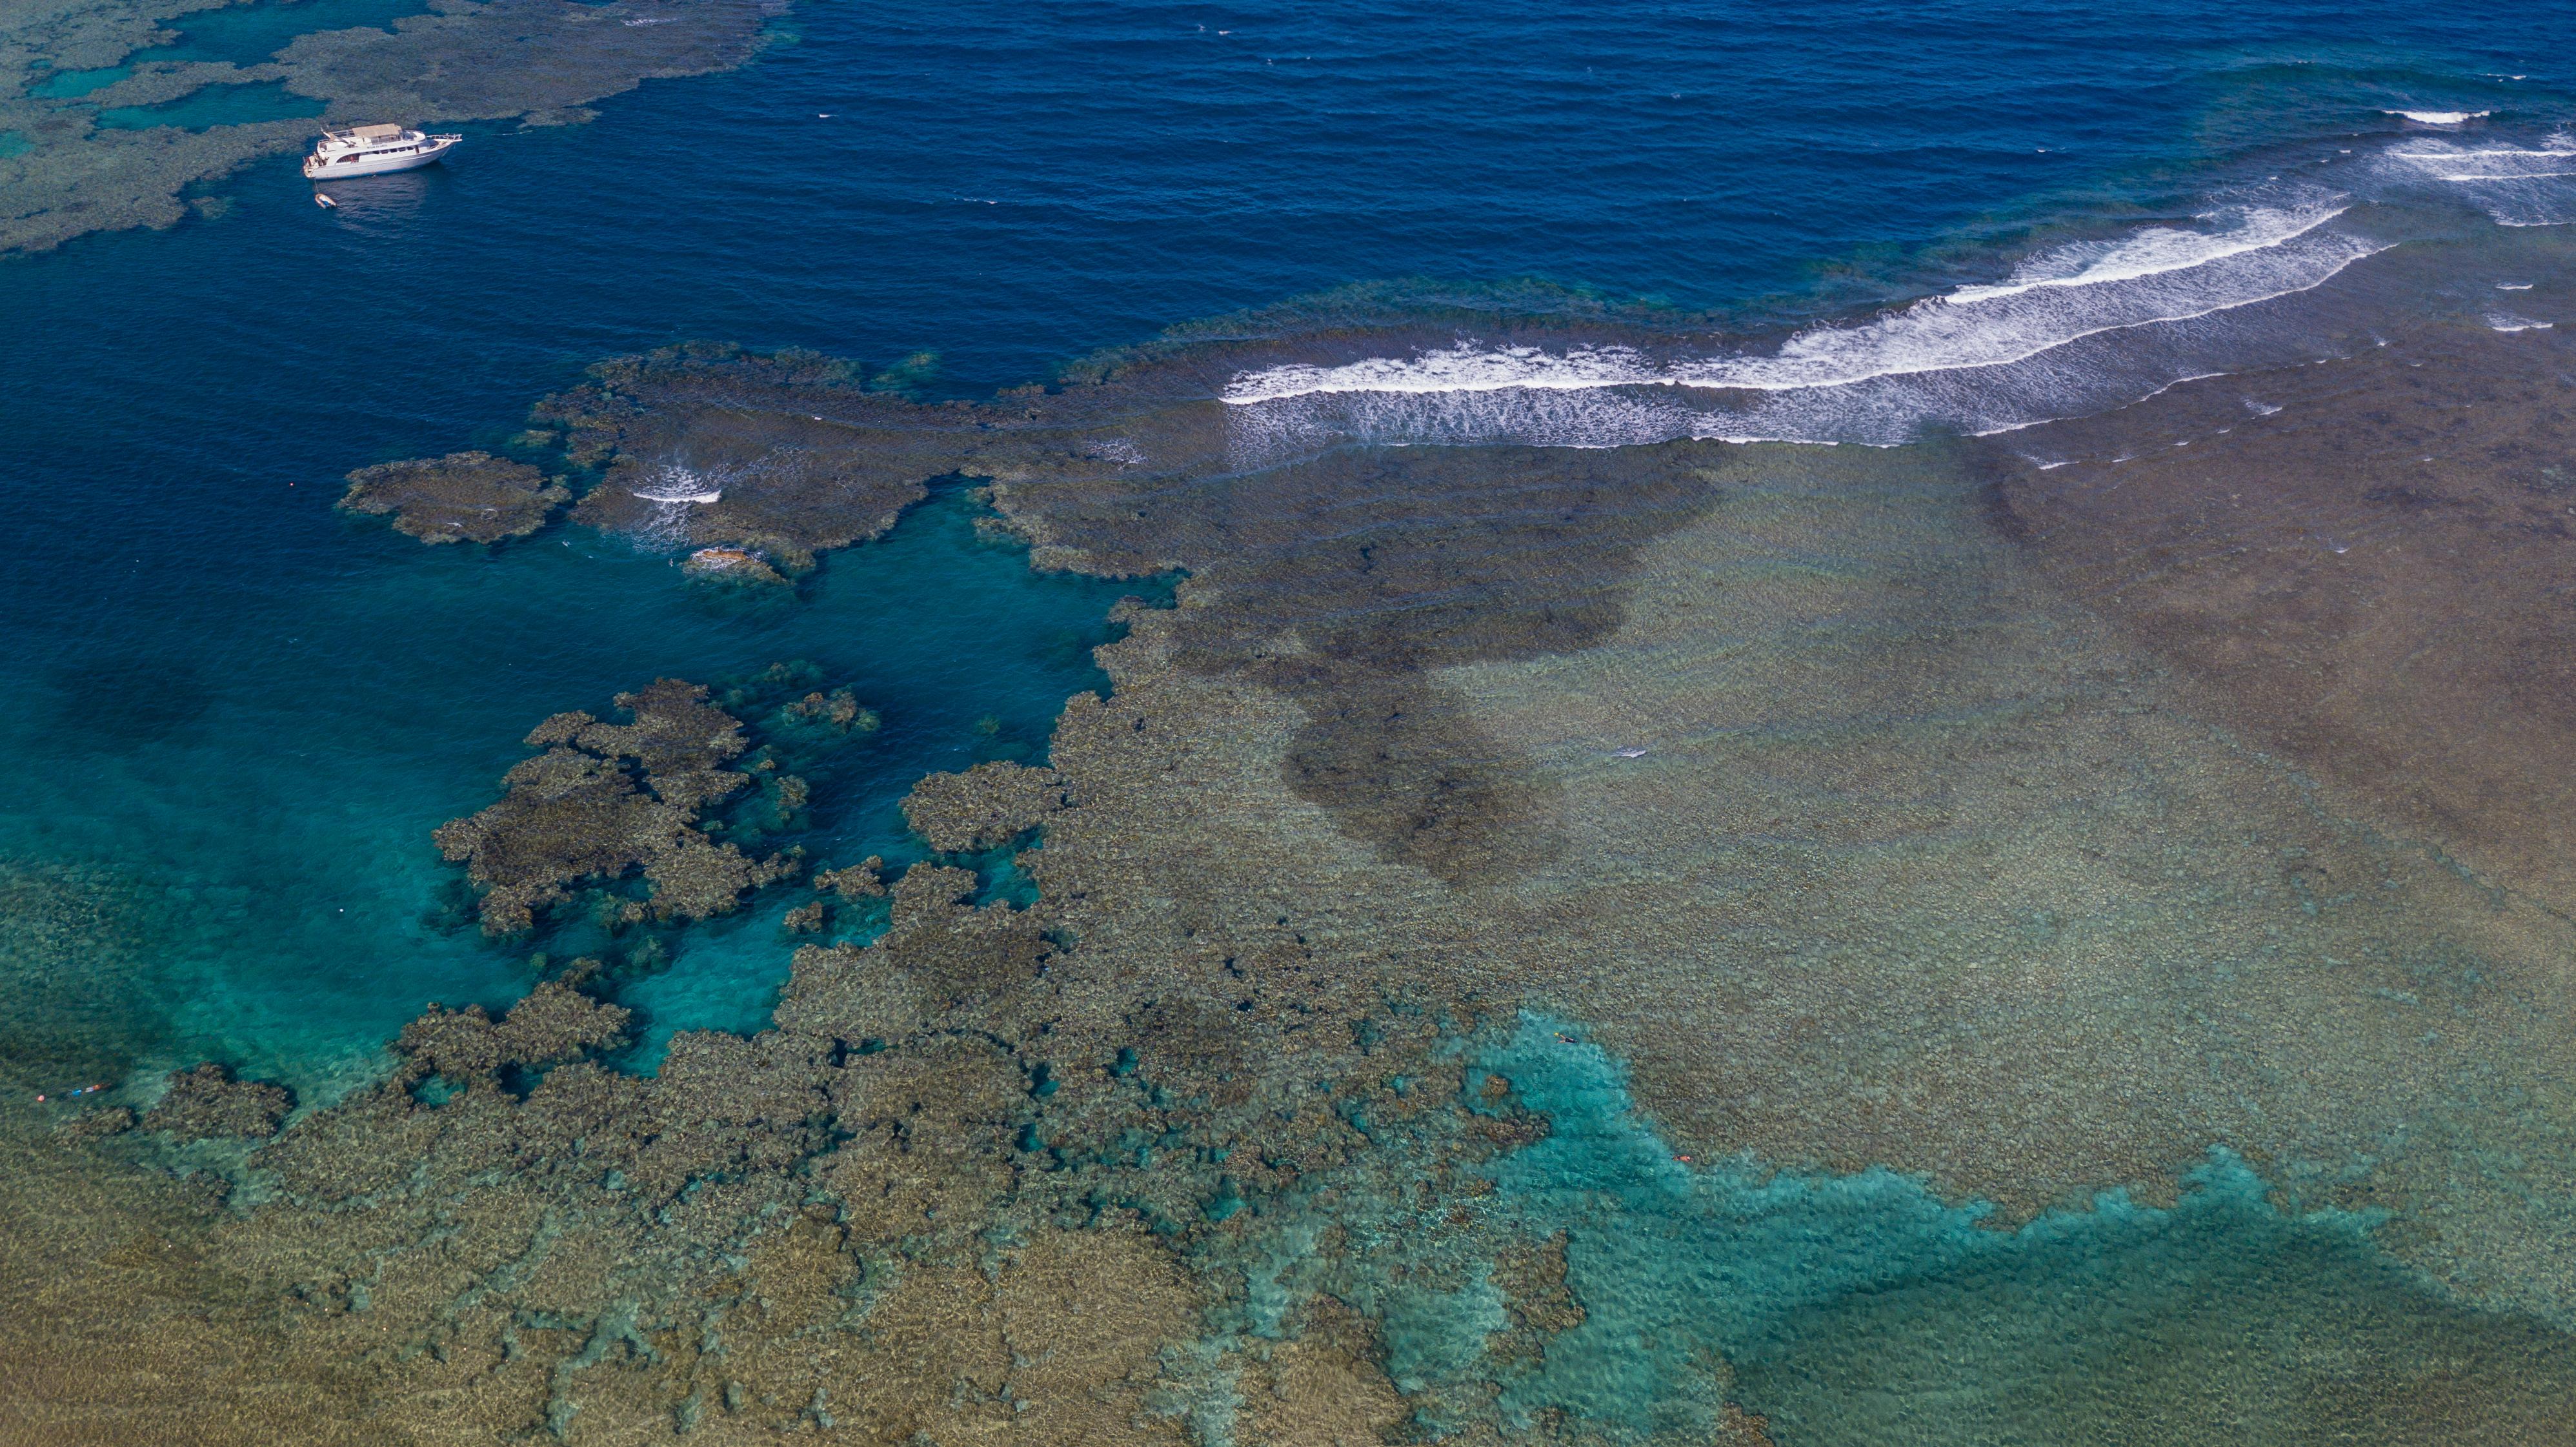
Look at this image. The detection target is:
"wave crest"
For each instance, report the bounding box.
[1223,199,2385,454]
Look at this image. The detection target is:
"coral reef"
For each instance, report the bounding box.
[16,309,2576,1441]
[1982,323,2576,916]
[529,338,1727,884]
[900,760,1070,853]
[812,855,883,897]
[432,678,800,934]
[141,1062,292,1138]
[1,0,790,254]
[338,448,570,544]
[537,343,951,572]
[394,978,631,1079]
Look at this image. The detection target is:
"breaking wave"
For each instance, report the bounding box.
[630,463,727,548]
[1223,197,2387,454]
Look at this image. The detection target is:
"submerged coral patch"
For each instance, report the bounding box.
[141,1062,293,1138]
[432,678,800,933]
[538,343,951,572]
[339,449,570,544]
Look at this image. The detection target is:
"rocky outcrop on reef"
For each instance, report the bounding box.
[1,0,791,255]
[433,678,800,934]
[141,1063,292,1138]
[681,545,787,583]
[338,449,571,545]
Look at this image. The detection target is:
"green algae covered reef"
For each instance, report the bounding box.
[0,0,787,255]
[13,294,2576,1442]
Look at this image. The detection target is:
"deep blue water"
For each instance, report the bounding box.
[1,1,2568,1098]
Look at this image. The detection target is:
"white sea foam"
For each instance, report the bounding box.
[2387,136,2576,226]
[632,480,723,505]
[2486,314,2554,332]
[2497,282,2533,290]
[1222,198,2383,455]
[1946,204,2346,303]
[2386,110,2489,126]
[629,465,729,547]
[1229,204,2367,408]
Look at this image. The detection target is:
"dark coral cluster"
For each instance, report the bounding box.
[433,678,801,935]
[533,343,961,574]
[338,449,572,545]
[141,1062,293,1139]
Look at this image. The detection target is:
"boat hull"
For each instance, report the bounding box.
[303,137,458,180]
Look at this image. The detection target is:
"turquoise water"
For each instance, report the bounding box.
[96,79,325,130]
[0,477,1143,1097]
[1207,1016,2576,1441]
[28,65,132,99]
[6,0,2576,1428]
[131,0,434,67]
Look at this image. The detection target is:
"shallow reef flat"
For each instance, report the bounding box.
[0,857,165,1091]
[0,0,785,254]
[1987,317,2576,918]
[12,301,2576,1441]
[339,449,570,543]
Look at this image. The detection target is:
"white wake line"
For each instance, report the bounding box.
[1223,241,2391,405]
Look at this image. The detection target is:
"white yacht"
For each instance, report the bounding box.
[303,123,461,179]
